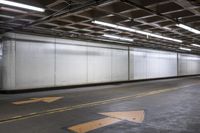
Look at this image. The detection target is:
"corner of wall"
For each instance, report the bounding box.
[2,34,16,90]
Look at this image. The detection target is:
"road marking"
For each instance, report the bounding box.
[69,117,121,133]
[0,83,199,124]
[68,110,144,133]
[99,110,145,123]
[12,97,63,105]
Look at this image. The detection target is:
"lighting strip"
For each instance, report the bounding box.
[179,47,191,51]
[0,7,28,14]
[92,20,182,43]
[103,34,134,42]
[0,14,14,19]
[176,24,200,34]
[191,43,200,48]
[0,0,45,12]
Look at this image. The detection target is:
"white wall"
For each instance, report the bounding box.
[130,48,147,80]
[2,33,129,90]
[111,49,128,81]
[15,41,55,89]
[2,39,15,90]
[1,33,200,90]
[178,54,200,75]
[88,47,112,83]
[0,41,2,89]
[159,51,177,77]
[55,44,88,86]
[130,48,177,80]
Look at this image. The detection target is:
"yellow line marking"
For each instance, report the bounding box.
[68,110,145,133]
[68,117,121,133]
[0,83,199,124]
[11,116,22,119]
[13,97,63,105]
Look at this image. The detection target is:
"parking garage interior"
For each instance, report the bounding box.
[0,0,200,133]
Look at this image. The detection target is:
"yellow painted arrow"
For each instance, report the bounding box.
[12,97,63,105]
[99,110,145,123]
[68,110,144,133]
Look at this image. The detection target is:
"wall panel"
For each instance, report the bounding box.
[15,41,55,89]
[111,49,128,81]
[0,41,2,89]
[55,44,87,86]
[2,40,15,90]
[159,51,177,77]
[87,47,112,83]
[130,48,177,80]
[146,50,161,78]
[1,33,200,91]
[178,54,188,75]
[178,54,200,75]
[130,48,147,80]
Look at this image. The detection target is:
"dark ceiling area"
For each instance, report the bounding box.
[0,0,200,54]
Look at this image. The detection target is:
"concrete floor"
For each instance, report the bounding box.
[0,77,200,133]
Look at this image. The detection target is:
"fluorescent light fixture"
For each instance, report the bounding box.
[191,43,200,48]
[179,47,191,51]
[176,24,200,34]
[0,7,27,14]
[103,34,134,42]
[0,14,14,19]
[92,20,182,43]
[93,21,117,28]
[163,27,171,30]
[0,0,45,12]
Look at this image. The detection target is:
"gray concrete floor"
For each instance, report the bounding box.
[0,77,200,133]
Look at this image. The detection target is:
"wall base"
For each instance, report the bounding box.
[1,74,199,94]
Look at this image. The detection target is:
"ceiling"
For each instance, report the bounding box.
[0,0,200,54]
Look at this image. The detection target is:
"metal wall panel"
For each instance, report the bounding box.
[111,49,128,81]
[2,32,200,91]
[55,44,88,86]
[87,47,112,83]
[0,41,2,89]
[179,54,200,75]
[188,58,197,75]
[131,48,177,80]
[158,51,169,77]
[129,49,134,80]
[158,51,177,77]
[130,48,147,80]
[146,50,161,78]
[178,54,188,75]
[2,40,15,90]
[191,56,200,74]
[15,41,55,89]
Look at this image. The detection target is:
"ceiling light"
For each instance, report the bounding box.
[92,20,182,43]
[0,0,45,12]
[0,14,14,19]
[0,7,27,14]
[191,43,200,47]
[176,24,200,34]
[179,47,191,51]
[163,27,171,30]
[103,34,134,42]
[92,21,117,28]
